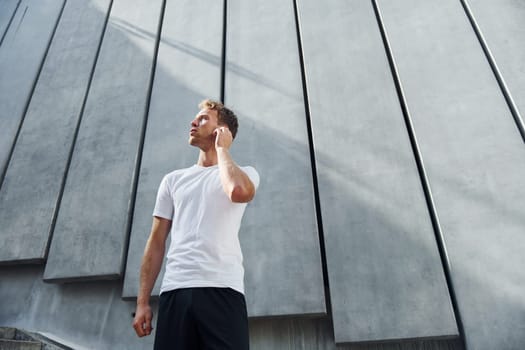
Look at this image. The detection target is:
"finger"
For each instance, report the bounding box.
[144,312,154,333]
[133,321,144,337]
[221,127,231,136]
[140,323,148,336]
[144,318,152,335]
[145,324,153,335]
[140,324,150,337]
[137,327,145,337]
[133,316,149,337]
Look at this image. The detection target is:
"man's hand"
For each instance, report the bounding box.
[133,303,153,337]
[215,127,256,202]
[214,126,233,150]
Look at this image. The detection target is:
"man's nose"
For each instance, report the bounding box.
[191,119,198,127]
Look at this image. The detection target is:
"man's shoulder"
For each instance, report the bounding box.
[162,165,196,181]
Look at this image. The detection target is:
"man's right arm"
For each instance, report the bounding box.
[132,216,171,337]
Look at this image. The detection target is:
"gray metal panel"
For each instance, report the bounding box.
[0,0,112,265]
[225,0,326,317]
[377,0,525,349]
[122,0,223,299]
[249,318,464,350]
[43,0,163,282]
[0,0,64,184]
[297,0,458,343]
[0,0,20,46]
[467,0,525,134]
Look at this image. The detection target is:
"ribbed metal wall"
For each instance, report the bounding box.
[1,0,524,349]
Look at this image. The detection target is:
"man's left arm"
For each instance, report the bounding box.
[215,127,256,203]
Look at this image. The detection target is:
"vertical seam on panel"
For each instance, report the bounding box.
[0,0,22,47]
[12,4,27,37]
[292,0,332,316]
[460,0,525,143]
[372,0,467,347]
[0,0,66,189]
[46,0,115,261]
[220,0,227,102]
[122,0,167,278]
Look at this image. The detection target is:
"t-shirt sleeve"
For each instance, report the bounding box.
[243,166,260,190]
[152,175,174,220]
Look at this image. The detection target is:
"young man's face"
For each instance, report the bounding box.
[188,108,221,147]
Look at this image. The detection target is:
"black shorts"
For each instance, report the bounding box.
[154,287,249,350]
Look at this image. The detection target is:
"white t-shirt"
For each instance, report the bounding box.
[153,164,259,295]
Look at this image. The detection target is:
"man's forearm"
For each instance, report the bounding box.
[217,147,255,203]
[137,239,165,305]
[134,217,170,337]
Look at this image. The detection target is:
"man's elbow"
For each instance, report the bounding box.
[230,185,255,203]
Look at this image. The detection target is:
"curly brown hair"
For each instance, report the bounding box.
[198,99,239,139]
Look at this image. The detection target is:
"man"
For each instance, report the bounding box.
[132,99,259,350]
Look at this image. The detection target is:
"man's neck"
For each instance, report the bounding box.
[197,148,218,167]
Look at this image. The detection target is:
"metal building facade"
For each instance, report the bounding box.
[1,0,524,349]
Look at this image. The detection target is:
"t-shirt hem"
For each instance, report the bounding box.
[160,281,244,295]
[152,211,172,220]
